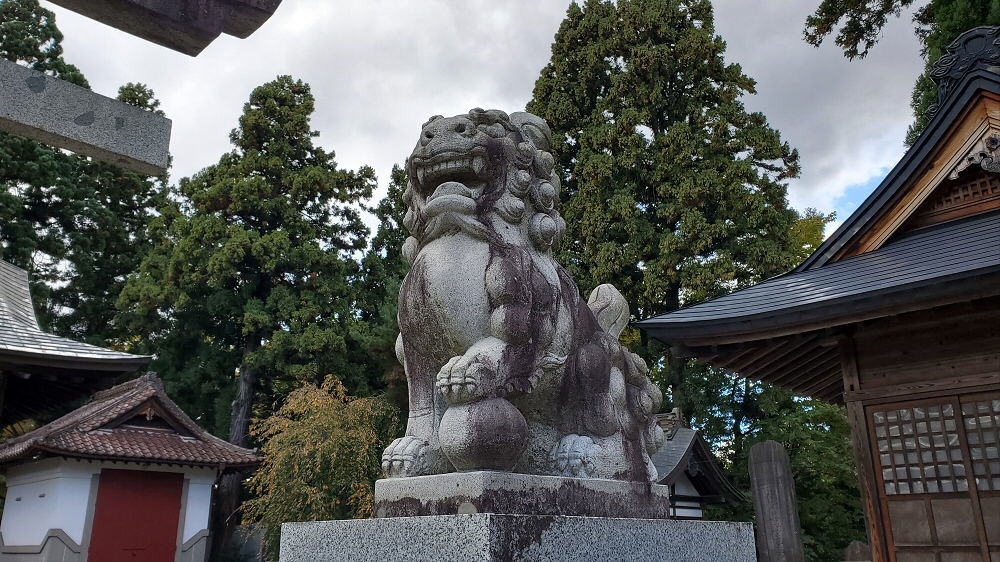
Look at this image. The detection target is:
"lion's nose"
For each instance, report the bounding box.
[420,118,473,145]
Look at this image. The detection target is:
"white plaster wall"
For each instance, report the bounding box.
[1,458,216,547]
[674,473,699,496]
[1,458,93,545]
[671,474,704,519]
[182,475,214,542]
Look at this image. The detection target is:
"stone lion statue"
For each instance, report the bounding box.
[381,108,664,482]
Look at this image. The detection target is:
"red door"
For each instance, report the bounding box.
[88,469,184,562]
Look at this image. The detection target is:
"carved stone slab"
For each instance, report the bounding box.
[749,440,805,562]
[0,59,171,175]
[280,515,757,562]
[372,471,672,519]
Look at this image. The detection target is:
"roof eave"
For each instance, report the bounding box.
[6,444,262,469]
[0,349,151,372]
[637,266,1000,347]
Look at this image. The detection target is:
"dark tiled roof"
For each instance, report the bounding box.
[0,373,261,468]
[0,260,149,369]
[637,211,1000,343]
[651,427,743,503]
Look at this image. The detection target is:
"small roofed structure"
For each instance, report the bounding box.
[638,27,1000,561]
[650,409,743,519]
[0,260,150,427]
[0,373,261,562]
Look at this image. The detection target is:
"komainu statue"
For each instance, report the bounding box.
[381,109,664,482]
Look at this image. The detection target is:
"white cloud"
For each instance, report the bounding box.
[44,0,926,224]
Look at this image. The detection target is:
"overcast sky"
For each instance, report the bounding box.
[43,0,925,232]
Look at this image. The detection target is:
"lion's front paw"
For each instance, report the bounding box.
[550,434,601,478]
[381,436,433,478]
[436,352,496,405]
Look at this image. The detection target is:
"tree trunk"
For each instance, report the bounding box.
[210,336,261,561]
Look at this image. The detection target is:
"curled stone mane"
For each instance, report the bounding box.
[400,108,567,266]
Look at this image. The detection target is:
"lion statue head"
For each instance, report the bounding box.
[401,108,567,265]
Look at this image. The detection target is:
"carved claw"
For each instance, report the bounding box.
[436,352,495,405]
[550,434,601,478]
[381,435,431,478]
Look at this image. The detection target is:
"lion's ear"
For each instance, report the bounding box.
[510,112,552,153]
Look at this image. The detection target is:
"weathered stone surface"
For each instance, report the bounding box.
[373,471,671,519]
[280,514,757,562]
[749,440,805,562]
[0,59,171,175]
[382,109,664,484]
[47,0,282,56]
[843,540,871,561]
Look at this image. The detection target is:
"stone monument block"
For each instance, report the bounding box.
[280,515,757,562]
[0,59,171,176]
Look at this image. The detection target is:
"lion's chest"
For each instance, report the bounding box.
[399,235,493,359]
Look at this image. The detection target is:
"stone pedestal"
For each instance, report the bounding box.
[280,472,757,561]
[373,471,673,519]
[280,514,756,562]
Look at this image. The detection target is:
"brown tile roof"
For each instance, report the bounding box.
[0,373,261,469]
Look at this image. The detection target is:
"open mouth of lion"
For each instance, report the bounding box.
[411,151,489,197]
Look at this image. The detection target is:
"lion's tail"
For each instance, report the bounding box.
[588,284,665,478]
[587,284,629,338]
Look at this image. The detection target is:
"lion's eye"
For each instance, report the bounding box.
[424,131,433,139]
[455,124,466,133]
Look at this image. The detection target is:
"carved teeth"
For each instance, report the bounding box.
[417,167,426,185]
[472,156,486,175]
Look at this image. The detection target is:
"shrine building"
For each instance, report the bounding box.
[0,262,261,562]
[638,26,1000,562]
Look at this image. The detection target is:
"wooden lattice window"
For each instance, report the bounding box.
[907,171,1000,229]
[873,404,968,495]
[962,397,1000,492]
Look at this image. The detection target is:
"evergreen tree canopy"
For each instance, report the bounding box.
[805,0,1000,143]
[529,0,801,325]
[0,0,165,346]
[118,75,377,439]
[354,165,410,409]
[530,3,862,558]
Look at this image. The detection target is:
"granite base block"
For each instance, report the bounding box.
[279,514,756,562]
[374,471,672,519]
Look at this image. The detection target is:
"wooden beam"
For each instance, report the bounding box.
[840,338,890,562]
[724,340,790,374]
[741,337,819,380]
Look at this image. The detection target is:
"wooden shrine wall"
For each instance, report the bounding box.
[841,297,1000,562]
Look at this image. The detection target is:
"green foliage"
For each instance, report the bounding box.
[243,376,401,559]
[118,75,377,438]
[529,0,801,322]
[804,0,920,60]
[790,208,837,263]
[805,0,1000,144]
[528,0,802,424]
[354,165,410,409]
[704,385,867,561]
[0,0,165,346]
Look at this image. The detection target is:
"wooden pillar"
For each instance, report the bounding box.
[749,440,805,562]
[840,337,889,562]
